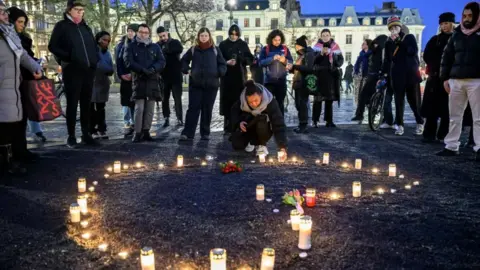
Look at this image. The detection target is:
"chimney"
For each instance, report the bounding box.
[382,2,397,11]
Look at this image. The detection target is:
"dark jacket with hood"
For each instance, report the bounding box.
[368,35,388,76]
[344,63,353,81]
[124,37,166,101]
[312,39,344,102]
[48,13,98,70]
[219,24,254,116]
[250,44,264,84]
[259,43,293,84]
[230,84,287,149]
[291,47,317,93]
[158,36,184,84]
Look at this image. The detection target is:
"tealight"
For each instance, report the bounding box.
[372,167,379,174]
[81,232,91,239]
[177,155,184,167]
[260,248,275,270]
[330,192,340,200]
[88,186,94,192]
[259,154,266,163]
[93,181,98,186]
[399,174,405,179]
[104,174,109,179]
[106,166,113,172]
[389,164,397,177]
[352,181,361,198]
[201,161,207,166]
[355,159,362,169]
[98,243,108,251]
[322,153,330,165]
[377,188,385,195]
[413,181,420,186]
[77,178,86,193]
[136,162,142,168]
[140,246,155,270]
[123,164,129,170]
[210,248,226,270]
[80,220,88,228]
[118,251,129,259]
[113,161,121,173]
[341,162,349,169]
[315,159,321,165]
[256,184,265,201]
[291,156,297,163]
[268,158,274,163]
[158,163,165,169]
[405,184,412,190]
[390,189,397,193]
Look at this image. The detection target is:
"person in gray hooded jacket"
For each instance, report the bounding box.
[0,0,42,176]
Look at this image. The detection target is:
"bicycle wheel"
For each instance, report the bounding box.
[368,91,384,131]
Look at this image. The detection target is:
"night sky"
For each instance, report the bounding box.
[298,0,467,50]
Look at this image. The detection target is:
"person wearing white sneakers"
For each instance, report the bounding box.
[230,80,287,157]
[380,16,424,136]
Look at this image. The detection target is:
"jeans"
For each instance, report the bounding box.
[28,120,43,134]
[122,105,135,126]
[134,100,155,133]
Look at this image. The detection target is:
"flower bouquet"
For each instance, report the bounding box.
[282,189,305,214]
[219,161,242,174]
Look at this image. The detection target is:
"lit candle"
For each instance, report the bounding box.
[330,192,340,200]
[104,174,109,179]
[355,159,362,169]
[372,167,379,174]
[260,248,275,270]
[98,243,108,252]
[123,164,129,170]
[256,184,265,201]
[352,181,361,198]
[140,246,155,270]
[118,251,128,259]
[201,161,207,166]
[341,162,349,169]
[77,178,86,193]
[88,186,94,192]
[77,195,88,214]
[413,181,420,186]
[305,188,316,207]
[315,159,321,165]
[69,203,81,223]
[259,154,266,163]
[268,158,274,163]
[291,156,297,163]
[290,209,301,231]
[377,188,385,195]
[210,248,227,270]
[322,153,330,165]
[135,162,142,168]
[389,164,396,177]
[298,215,312,250]
[80,220,88,228]
[106,166,113,172]
[177,155,184,167]
[158,163,165,169]
[277,151,285,162]
[93,181,98,186]
[113,161,121,174]
[81,232,91,239]
[405,184,412,190]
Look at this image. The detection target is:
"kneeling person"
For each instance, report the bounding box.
[230,80,287,157]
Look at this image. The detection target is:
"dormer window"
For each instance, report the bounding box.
[256,4,260,9]
[305,19,312,27]
[329,18,336,26]
[317,18,325,26]
[362,17,370,25]
[271,3,278,10]
[346,16,353,24]
[245,5,249,10]
[375,16,383,25]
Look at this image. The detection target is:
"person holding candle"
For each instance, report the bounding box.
[230,80,287,158]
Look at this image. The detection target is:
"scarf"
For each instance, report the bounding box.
[136,36,152,45]
[313,40,342,64]
[240,83,273,116]
[0,23,24,58]
[461,15,480,36]
[66,13,82,25]
[199,41,211,50]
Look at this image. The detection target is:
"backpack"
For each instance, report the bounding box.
[264,45,289,81]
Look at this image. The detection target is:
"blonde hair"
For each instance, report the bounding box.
[195,27,214,47]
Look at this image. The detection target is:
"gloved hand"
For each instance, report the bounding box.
[142,68,155,76]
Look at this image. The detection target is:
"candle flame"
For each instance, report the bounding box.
[81,232,91,239]
[330,192,340,200]
[377,188,385,195]
[98,243,108,251]
[341,162,348,168]
[118,251,128,259]
[159,163,165,169]
[80,221,89,228]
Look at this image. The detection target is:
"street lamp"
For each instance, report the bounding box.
[229,0,236,26]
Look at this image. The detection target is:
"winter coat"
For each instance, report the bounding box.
[48,14,98,70]
[230,86,287,149]
[250,51,264,84]
[219,38,254,116]
[91,48,114,103]
[115,35,132,77]
[258,44,293,84]
[312,48,344,102]
[440,25,480,81]
[124,38,166,101]
[291,47,317,93]
[368,35,388,75]
[420,32,452,118]
[354,50,370,76]
[343,64,353,81]
[18,33,37,81]
[382,31,421,85]
[0,31,41,123]
[158,38,184,84]
[181,45,227,90]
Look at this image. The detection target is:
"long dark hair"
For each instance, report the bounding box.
[266,29,285,46]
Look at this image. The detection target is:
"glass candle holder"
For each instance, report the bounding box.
[259,154,266,163]
[277,151,285,162]
[210,248,226,270]
[177,155,184,167]
[305,188,316,207]
[389,164,397,177]
[77,178,86,193]
[322,153,330,165]
[352,181,361,198]
[98,243,108,252]
[290,209,301,231]
[70,203,80,223]
[372,167,379,174]
[123,164,129,170]
[256,184,265,201]
[140,246,155,270]
[77,195,88,214]
[298,215,312,250]
[113,161,121,174]
[355,159,362,169]
[260,248,275,270]
[106,166,113,172]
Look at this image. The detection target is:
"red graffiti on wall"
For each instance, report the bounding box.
[34,80,61,121]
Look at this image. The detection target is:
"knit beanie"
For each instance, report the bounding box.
[66,0,85,10]
[127,23,139,32]
[387,15,402,30]
[295,35,308,48]
[439,12,455,24]
[156,26,166,34]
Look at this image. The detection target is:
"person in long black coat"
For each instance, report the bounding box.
[250,44,264,84]
[421,12,455,143]
[219,24,253,135]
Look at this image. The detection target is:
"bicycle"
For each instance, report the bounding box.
[54,73,80,121]
[368,79,387,131]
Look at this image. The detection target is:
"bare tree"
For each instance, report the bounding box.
[169,10,211,45]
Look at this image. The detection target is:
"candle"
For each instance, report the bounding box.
[291,156,297,163]
[377,188,385,195]
[315,159,321,165]
[210,248,227,270]
[372,167,379,174]
[106,166,113,172]
[322,153,330,165]
[298,215,312,250]
[78,178,86,193]
[256,184,265,201]
[390,188,397,193]
[260,248,275,270]
[123,164,129,170]
[341,162,349,168]
[290,209,301,231]
[259,154,266,163]
[88,186,94,192]
[70,203,81,223]
[135,162,142,168]
[81,232,91,239]
[93,181,98,186]
[77,195,88,214]
[305,188,316,207]
[158,163,165,169]
[80,220,88,228]
[201,161,207,166]
[113,161,121,173]
[413,181,420,186]
[352,181,361,198]
[277,151,285,162]
[177,155,184,167]
[389,164,396,177]
[405,184,412,190]
[355,159,362,169]
[104,174,109,179]
[98,243,108,252]
[118,251,128,259]
[330,192,340,200]
[140,246,155,270]
[268,158,274,163]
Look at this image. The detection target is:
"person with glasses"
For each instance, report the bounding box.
[48,0,99,148]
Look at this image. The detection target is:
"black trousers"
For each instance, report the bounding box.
[63,66,95,136]
[89,102,106,133]
[423,116,449,140]
[182,86,218,138]
[265,82,287,116]
[294,88,309,126]
[391,78,424,126]
[312,100,333,123]
[355,75,378,118]
[162,81,183,120]
[231,115,273,150]
[0,121,25,160]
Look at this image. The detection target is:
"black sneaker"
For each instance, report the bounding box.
[201,135,210,141]
[313,122,319,128]
[179,134,193,142]
[294,126,309,134]
[34,132,47,143]
[326,122,337,128]
[143,130,154,141]
[132,133,142,143]
[124,126,134,137]
[176,120,184,126]
[81,134,98,145]
[436,149,459,156]
[163,118,170,128]
[66,136,78,148]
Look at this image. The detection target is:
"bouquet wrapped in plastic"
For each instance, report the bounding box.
[282,189,305,214]
[219,161,242,174]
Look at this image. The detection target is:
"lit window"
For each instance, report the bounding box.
[329,18,336,26]
[245,5,249,10]
[305,19,311,27]
[256,5,260,9]
[317,19,324,26]
[271,3,278,9]
[375,17,383,25]
[363,18,370,25]
[346,16,353,24]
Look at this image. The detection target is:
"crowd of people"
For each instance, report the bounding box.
[1,0,479,177]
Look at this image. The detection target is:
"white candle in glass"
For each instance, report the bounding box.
[113,161,121,174]
[123,164,129,170]
[210,248,226,270]
[260,248,275,270]
[323,153,330,165]
[69,203,81,223]
[352,181,361,198]
[140,246,155,270]
[355,159,362,169]
[77,195,88,214]
[177,155,184,167]
[77,178,86,193]
[259,154,266,163]
[298,215,312,250]
[389,164,396,177]
[290,209,301,231]
[277,151,285,162]
[256,184,265,201]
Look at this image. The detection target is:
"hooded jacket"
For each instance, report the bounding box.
[368,35,388,75]
[157,36,184,84]
[115,35,133,77]
[382,31,421,84]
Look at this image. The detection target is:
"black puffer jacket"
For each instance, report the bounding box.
[48,14,98,70]
[181,45,227,89]
[368,35,388,75]
[440,25,480,81]
[382,32,421,84]
[425,32,452,76]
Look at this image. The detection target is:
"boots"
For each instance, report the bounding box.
[0,144,26,177]
[143,130,154,141]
